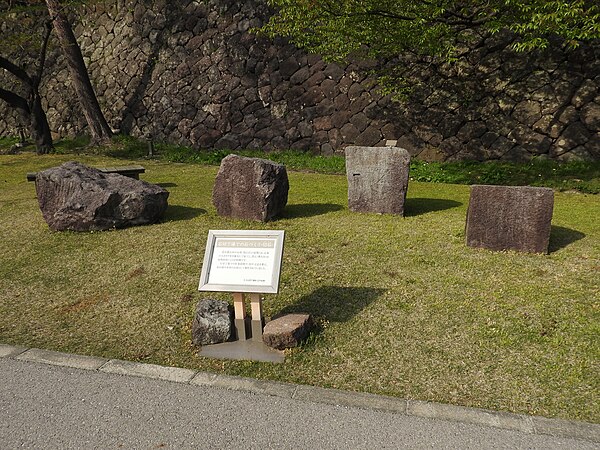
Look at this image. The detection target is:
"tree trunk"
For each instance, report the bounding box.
[45,0,112,143]
[30,20,54,154]
[30,91,53,154]
[0,62,53,154]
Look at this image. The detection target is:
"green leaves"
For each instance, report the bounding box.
[260,0,600,94]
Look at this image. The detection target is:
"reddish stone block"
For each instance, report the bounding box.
[466,185,554,254]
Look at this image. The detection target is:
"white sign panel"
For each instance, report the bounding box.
[198,230,285,293]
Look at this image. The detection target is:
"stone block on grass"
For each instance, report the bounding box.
[35,161,168,231]
[192,298,233,345]
[212,154,289,222]
[465,185,554,254]
[345,146,410,215]
[263,313,313,350]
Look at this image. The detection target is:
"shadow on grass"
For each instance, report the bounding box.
[163,205,206,221]
[548,225,585,253]
[281,203,344,219]
[404,198,462,217]
[156,182,178,188]
[277,286,385,322]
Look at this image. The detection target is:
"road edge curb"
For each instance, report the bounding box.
[2,343,598,443]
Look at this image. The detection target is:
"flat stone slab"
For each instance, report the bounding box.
[199,339,284,363]
[99,359,196,383]
[27,165,145,182]
[16,348,108,370]
[466,185,554,253]
[407,400,533,434]
[0,344,28,358]
[262,313,313,350]
[532,416,600,442]
[294,385,407,413]
[345,146,410,215]
[191,373,297,398]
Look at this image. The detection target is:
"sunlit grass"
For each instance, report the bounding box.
[0,153,598,422]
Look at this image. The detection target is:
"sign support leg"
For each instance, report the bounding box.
[233,292,247,340]
[249,294,263,341]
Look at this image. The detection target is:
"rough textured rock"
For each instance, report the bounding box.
[212,154,289,221]
[191,298,233,346]
[466,185,554,254]
[35,161,169,231]
[262,313,313,350]
[345,146,410,215]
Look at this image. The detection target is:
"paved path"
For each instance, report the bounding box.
[1,345,598,449]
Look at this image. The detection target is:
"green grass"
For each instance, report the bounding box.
[4,135,597,192]
[0,153,598,423]
[409,159,600,194]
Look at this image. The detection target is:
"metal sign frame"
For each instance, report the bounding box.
[198,229,285,294]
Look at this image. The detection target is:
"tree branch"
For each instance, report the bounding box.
[33,20,53,89]
[0,55,33,85]
[0,87,30,113]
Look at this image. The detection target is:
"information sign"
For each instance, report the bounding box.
[198,230,285,293]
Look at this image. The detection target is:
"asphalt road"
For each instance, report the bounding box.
[0,358,596,449]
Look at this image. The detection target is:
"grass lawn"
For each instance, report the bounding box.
[0,152,598,423]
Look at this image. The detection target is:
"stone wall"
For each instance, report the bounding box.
[0,0,598,161]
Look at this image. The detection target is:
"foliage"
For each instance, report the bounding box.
[260,0,600,92]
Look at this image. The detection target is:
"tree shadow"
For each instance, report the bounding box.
[281,203,344,219]
[404,198,462,217]
[119,4,185,134]
[163,205,206,221]
[548,225,585,253]
[277,286,385,323]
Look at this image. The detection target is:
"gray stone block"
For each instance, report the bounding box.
[532,416,600,442]
[407,400,533,433]
[345,146,410,215]
[212,154,289,222]
[0,344,28,358]
[99,359,196,383]
[191,298,233,346]
[466,185,554,253]
[16,348,108,370]
[35,162,169,231]
[294,385,407,413]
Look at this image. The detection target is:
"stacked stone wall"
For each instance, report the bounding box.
[0,0,598,161]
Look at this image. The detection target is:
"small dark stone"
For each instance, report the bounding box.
[191,298,232,345]
[279,56,300,79]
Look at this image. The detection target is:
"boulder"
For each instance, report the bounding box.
[212,154,289,221]
[466,185,554,254]
[35,162,169,231]
[263,313,313,350]
[345,146,410,215]
[191,298,233,346]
